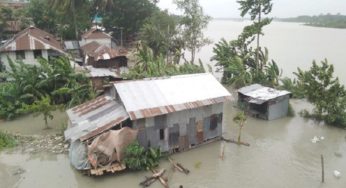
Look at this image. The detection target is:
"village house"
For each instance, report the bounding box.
[0,26,66,70]
[80,41,127,69]
[238,84,291,120]
[80,27,116,48]
[64,73,232,171]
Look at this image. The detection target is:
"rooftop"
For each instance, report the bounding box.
[0,26,65,53]
[114,73,232,120]
[238,84,291,104]
[64,95,129,141]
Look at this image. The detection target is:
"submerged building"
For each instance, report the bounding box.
[238,84,291,120]
[65,73,232,172]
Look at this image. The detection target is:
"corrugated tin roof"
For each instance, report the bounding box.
[238,84,291,104]
[0,26,65,54]
[64,95,129,141]
[82,28,112,39]
[81,41,127,61]
[64,41,80,50]
[114,73,232,120]
[85,66,121,78]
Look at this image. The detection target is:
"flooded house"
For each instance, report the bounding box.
[0,26,66,70]
[238,84,291,120]
[64,73,232,173]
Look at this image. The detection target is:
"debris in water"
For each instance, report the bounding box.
[333,170,341,178]
[12,168,25,176]
[194,161,202,169]
[334,152,343,158]
[311,136,320,143]
[320,136,325,140]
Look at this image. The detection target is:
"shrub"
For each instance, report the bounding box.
[0,131,17,150]
[123,142,161,171]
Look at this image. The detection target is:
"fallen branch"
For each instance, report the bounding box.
[221,137,250,147]
[168,158,190,175]
[151,169,169,188]
[140,169,167,187]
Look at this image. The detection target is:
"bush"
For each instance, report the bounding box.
[0,57,94,120]
[0,131,17,150]
[123,142,161,171]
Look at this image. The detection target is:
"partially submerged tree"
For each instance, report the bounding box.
[295,59,346,127]
[175,0,211,64]
[233,111,247,144]
[22,96,59,129]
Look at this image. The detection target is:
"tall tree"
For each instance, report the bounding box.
[237,0,272,71]
[102,0,158,42]
[140,10,182,60]
[175,0,211,64]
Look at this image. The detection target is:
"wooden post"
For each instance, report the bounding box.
[321,154,324,183]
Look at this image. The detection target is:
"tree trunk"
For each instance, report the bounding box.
[191,47,195,65]
[238,123,244,143]
[256,3,262,72]
[72,0,78,40]
[44,115,49,129]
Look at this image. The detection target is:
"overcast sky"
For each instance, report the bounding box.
[157,0,346,18]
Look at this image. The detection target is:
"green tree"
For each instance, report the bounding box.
[233,111,247,143]
[174,0,211,64]
[102,0,158,42]
[140,10,181,59]
[238,0,272,69]
[295,59,346,127]
[22,96,59,129]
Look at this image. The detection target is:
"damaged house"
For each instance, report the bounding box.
[64,73,232,173]
[238,84,291,120]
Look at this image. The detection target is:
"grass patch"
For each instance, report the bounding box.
[0,131,17,150]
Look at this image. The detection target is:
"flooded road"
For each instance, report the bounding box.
[1,99,346,188]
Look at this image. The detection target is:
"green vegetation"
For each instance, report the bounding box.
[293,59,346,127]
[123,142,161,171]
[0,57,94,120]
[123,45,205,80]
[279,14,346,29]
[233,111,247,143]
[0,6,31,40]
[0,131,17,150]
[212,0,280,88]
[175,0,211,64]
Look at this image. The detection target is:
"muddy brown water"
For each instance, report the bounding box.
[1,99,346,188]
[1,21,346,187]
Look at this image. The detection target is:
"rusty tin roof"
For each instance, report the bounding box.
[114,73,232,120]
[0,26,65,53]
[81,41,127,61]
[238,84,291,104]
[64,95,129,141]
[82,28,112,39]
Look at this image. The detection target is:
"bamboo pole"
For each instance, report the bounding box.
[321,154,325,183]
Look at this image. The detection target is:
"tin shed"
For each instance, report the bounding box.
[64,73,232,171]
[238,84,291,120]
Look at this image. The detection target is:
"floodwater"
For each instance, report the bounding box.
[198,20,346,85]
[1,20,346,188]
